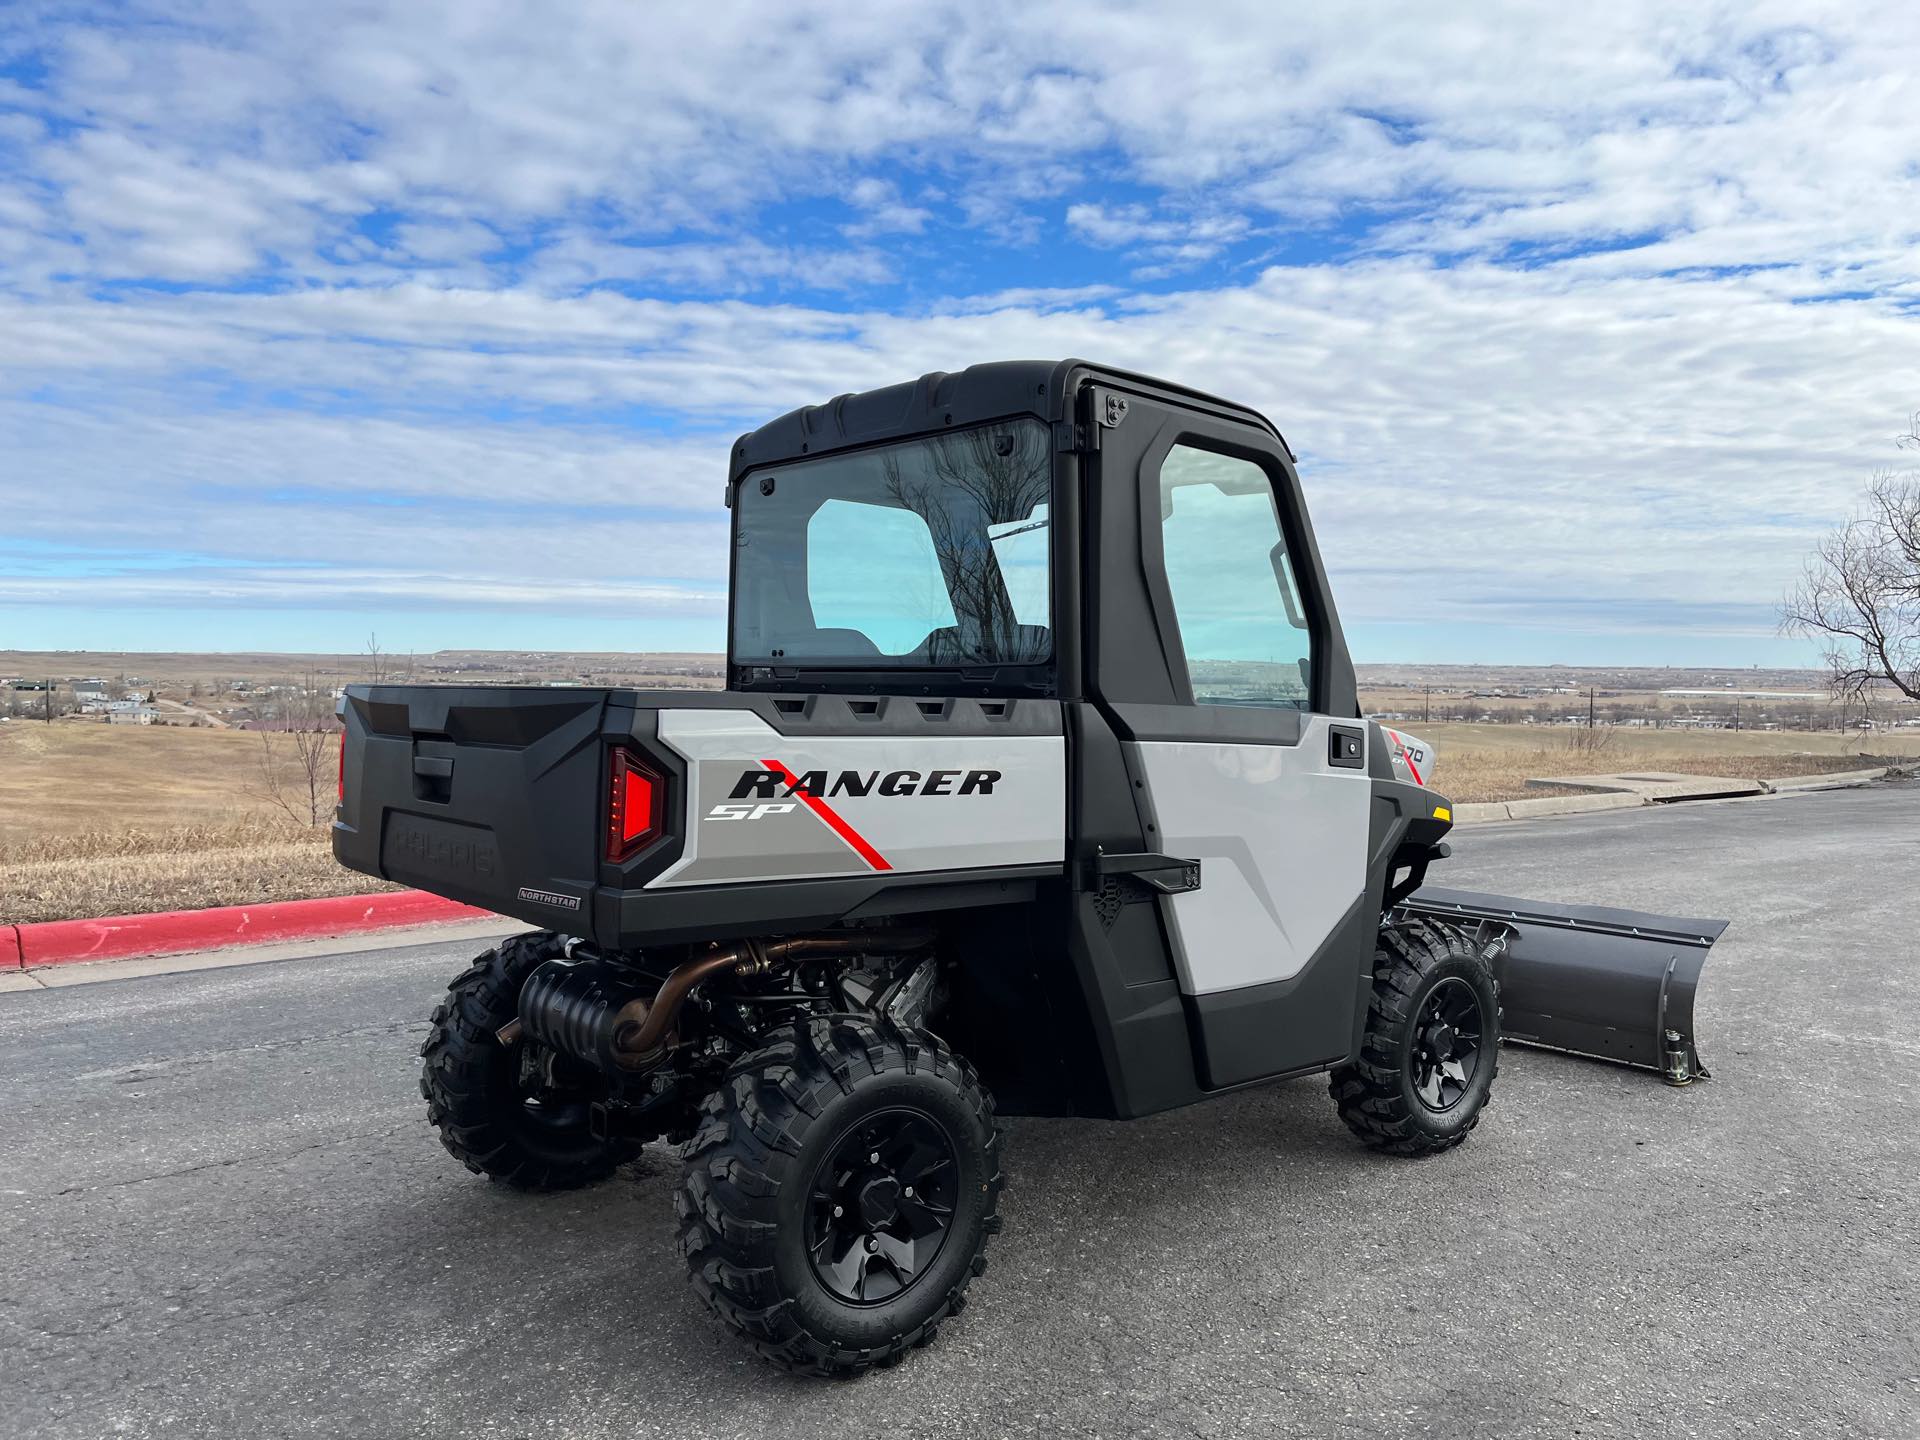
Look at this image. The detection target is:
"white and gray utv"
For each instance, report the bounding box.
[333,360,1724,1375]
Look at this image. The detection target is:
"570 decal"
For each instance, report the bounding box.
[1381,728,1428,786]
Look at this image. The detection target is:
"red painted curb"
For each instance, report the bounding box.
[1,925,21,971]
[14,891,495,969]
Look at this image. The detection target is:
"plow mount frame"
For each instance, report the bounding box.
[1399,887,1730,1085]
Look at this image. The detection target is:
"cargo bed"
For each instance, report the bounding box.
[333,685,1068,945]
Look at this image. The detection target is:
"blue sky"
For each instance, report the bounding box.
[3,1,1919,665]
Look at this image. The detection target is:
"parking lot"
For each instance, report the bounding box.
[2,783,1915,1439]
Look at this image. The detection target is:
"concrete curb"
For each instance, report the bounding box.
[1761,766,1899,793]
[0,916,521,992]
[7,891,493,970]
[1528,772,1768,802]
[1453,793,1645,825]
[1453,766,1906,824]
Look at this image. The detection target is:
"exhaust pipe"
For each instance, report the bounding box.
[516,929,937,1073]
[1400,886,1729,1085]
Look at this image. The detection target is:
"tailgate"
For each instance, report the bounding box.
[333,685,615,927]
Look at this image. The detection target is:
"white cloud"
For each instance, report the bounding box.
[5,2,1915,292]
[4,257,1917,646]
[843,178,935,238]
[522,234,895,295]
[1066,203,1253,275]
[6,1,1920,656]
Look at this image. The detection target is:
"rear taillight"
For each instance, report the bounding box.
[337,727,347,806]
[606,748,662,862]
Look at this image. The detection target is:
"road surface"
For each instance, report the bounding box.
[2,784,1916,1438]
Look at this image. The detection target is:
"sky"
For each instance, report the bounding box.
[3,1,1919,667]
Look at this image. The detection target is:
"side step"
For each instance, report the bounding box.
[1399,886,1730,1084]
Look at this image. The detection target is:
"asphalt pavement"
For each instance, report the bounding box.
[2,783,1915,1439]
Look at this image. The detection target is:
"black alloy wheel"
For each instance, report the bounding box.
[805,1108,959,1306]
[1330,917,1502,1157]
[1408,975,1485,1113]
[677,1014,1002,1375]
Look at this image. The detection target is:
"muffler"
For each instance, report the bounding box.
[515,929,938,1073]
[1400,886,1729,1085]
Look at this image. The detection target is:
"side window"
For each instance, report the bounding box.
[1156,445,1314,709]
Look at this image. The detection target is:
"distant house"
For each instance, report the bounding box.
[107,705,158,725]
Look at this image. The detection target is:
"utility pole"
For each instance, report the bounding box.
[44,678,52,725]
[1588,687,1596,730]
[1424,685,1431,724]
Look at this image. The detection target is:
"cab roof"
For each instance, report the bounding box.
[728,359,1290,481]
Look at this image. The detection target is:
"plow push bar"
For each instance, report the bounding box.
[1400,887,1730,1086]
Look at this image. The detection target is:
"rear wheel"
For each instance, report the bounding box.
[1330,917,1500,1156]
[677,1015,1002,1376]
[419,932,641,1190]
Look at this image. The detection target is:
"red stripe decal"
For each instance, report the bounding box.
[1385,728,1425,786]
[761,759,894,871]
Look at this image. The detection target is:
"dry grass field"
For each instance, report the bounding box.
[1,722,320,836]
[1418,722,1920,802]
[3,716,1917,923]
[0,722,394,924]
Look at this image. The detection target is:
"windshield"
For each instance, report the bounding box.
[731,418,1053,669]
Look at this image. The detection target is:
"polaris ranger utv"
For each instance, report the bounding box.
[334,360,1725,1375]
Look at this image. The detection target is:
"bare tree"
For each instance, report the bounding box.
[366,631,390,685]
[1563,723,1617,756]
[1782,412,1920,707]
[249,668,336,828]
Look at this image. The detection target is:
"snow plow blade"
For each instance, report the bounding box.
[1399,887,1729,1084]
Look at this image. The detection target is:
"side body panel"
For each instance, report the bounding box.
[649,708,1066,886]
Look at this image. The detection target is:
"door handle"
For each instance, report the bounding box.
[1328,725,1365,769]
[1093,852,1202,894]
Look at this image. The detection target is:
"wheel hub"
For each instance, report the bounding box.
[856,1174,901,1227]
[1409,977,1484,1114]
[806,1108,959,1306]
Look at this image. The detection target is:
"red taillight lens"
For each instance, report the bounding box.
[337,728,347,806]
[606,748,661,862]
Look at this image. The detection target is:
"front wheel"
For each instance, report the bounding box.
[677,1015,1003,1376]
[1330,917,1501,1156]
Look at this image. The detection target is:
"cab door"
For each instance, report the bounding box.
[1083,384,1377,1089]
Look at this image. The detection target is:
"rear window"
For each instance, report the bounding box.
[731,419,1052,669]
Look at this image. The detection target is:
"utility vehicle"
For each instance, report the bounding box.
[334,360,1724,1375]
